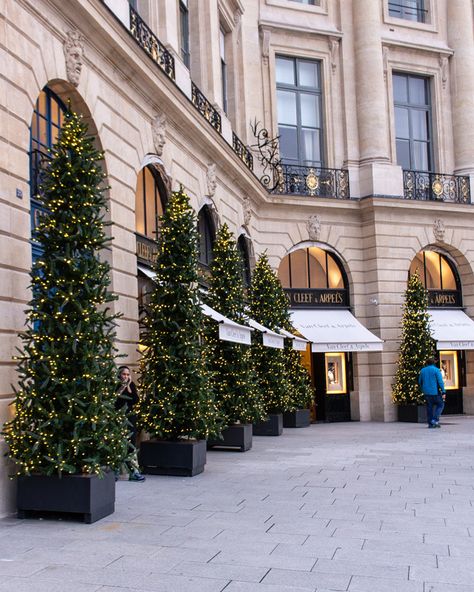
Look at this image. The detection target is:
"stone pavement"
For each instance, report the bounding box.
[1,417,474,592]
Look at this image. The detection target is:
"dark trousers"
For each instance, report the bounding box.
[425,394,445,426]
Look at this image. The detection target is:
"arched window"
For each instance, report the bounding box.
[409,250,461,306]
[237,234,252,288]
[198,206,215,268]
[135,166,166,240]
[30,87,67,260]
[279,247,345,290]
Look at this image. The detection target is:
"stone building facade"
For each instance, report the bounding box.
[1,0,474,515]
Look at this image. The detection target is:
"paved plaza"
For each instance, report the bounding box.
[1,417,474,592]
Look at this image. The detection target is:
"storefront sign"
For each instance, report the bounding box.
[285,289,347,308]
[428,290,461,307]
[219,324,251,345]
[136,234,158,266]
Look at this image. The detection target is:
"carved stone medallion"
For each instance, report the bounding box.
[307,214,321,241]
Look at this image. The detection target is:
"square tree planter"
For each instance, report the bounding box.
[253,413,283,436]
[139,439,206,476]
[397,404,427,423]
[17,470,115,524]
[283,408,311,428]
[207,424,252,452]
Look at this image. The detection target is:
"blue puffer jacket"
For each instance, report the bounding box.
[418,364,445,396]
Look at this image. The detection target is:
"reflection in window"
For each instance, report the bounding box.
[393,73,432,172]
[278,247,345,289]
[276,56,323,167]
[135,166,165,240]
[198,207,215,267]
[388,1,426,23]
[409,251,458,291]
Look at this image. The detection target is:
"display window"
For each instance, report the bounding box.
[325,353,347,394]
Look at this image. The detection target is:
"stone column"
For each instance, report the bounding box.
[447,0,474,175]
[351,0,403,198]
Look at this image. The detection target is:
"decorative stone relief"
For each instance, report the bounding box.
[63,30,84,87]
[206,163,217,197]
[243,195,251,227]
[439,56,448,90]
[152,113,167,157]
[433,219,446,242]
[261,28,271,67]
[307,214,321,241]
[328,37,340,74]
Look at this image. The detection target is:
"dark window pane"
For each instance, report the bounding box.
[413,141,429,171]
[279,126,298,162]
[396,139,411,169]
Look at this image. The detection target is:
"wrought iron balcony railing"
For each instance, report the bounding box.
[232,132,253,171]
[274,164,350,199]
[403,170,471,204]
[191,82,222,134]
[129,5,175,80]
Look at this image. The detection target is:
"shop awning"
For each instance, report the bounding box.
[137,264,156,279]
[290,309,384,352]
[201,304,253,345]
[429,309,474,350]
[279,328,308,351]
[246,318,285,349]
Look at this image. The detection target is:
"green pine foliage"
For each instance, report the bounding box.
[137,188,218,440]
[392,271,435,405]
[2,111,129,476]
[204,224,265,426]
[249,253,292,413]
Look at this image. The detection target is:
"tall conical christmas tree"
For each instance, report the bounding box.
[392,271,435,405]
[249,253,291,413]
[2,111,129,476]
[204,224,265,426]
[136,188,218,440]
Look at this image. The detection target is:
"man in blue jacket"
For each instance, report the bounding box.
[418,358,446,428]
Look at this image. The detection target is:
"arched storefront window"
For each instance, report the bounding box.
[30,87,67,260]
[197,206,216,268]
[409,250,461,306]
[237,234,252,288]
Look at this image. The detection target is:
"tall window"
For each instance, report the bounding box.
[389,1,426,23]
[30,87,66,260]
[220,27,228,114]
[393,73,432,172]
[278,247,345,290]
[179,0,190,68]
[276,56,323,167]
[135,166,165,240]
[409,251,458,292]
[289,0,316,4]
[198,207,215,268]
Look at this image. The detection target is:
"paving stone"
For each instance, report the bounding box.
[169,560,268,582]
[348,575,423,591]
[261,567,350,590]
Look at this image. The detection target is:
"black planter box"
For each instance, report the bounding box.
[208,424,252,452]
[17,470,115,524]
[397,404,427,423]
[283,408,311,428]
[139,439,206,476]
[253,413,283,436]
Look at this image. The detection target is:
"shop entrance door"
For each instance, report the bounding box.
[312,352,351,422]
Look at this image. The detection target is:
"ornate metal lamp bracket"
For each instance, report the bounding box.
[249,119,283,191]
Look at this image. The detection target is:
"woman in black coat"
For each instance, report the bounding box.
[117,366,145,481]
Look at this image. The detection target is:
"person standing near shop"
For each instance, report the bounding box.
[116,366,146,481]
[418,358,446,428]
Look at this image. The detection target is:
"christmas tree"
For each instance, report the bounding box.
[204,224,265,426]
[2,111,129,476]
[137,188,218,440]
[392,271,435,405]
[249,253,291,413]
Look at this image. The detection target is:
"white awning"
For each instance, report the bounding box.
[279,328,308,351]
[201,304,253,345]
[246,318,285,349]
[291,309,384,352]
[429,309,474,350]
[137,264,156,279]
